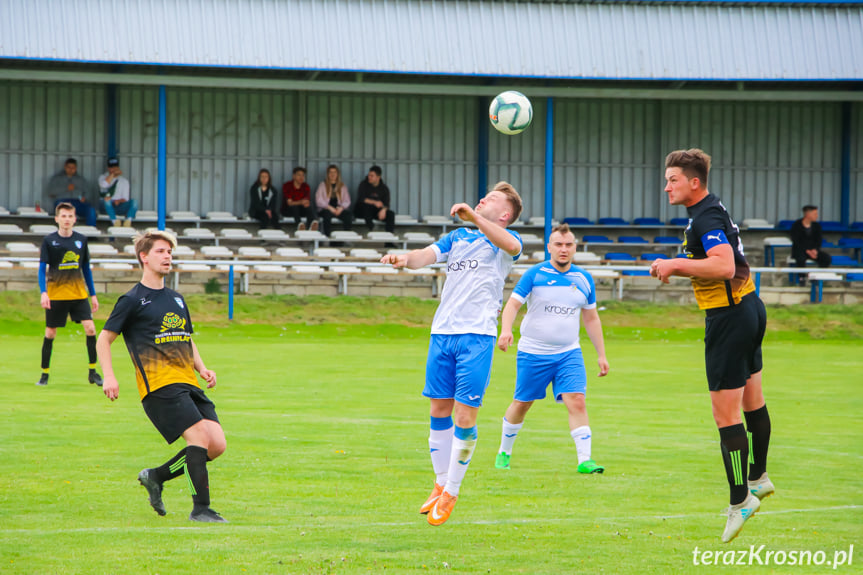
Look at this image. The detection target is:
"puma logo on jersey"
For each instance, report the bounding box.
[706,234,721,242]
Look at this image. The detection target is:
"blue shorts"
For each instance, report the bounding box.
[514,348,587,403]
[424,334,496,408]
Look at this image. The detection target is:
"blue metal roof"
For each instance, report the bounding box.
[1,0,861,81]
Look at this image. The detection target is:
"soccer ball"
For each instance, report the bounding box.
[489,91,533,135]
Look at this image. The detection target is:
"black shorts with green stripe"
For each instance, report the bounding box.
[703,292,767,391]
[142,383,219,444]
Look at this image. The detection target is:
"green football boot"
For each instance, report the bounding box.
[494,451,511,470]
[577,460,605,474]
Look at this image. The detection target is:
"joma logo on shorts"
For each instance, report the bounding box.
[544,305,578,315]
[448,259,479,272]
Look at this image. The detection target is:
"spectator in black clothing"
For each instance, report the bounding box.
[790,205,831,282]
[248,169,279,229]
[355,165,396,234]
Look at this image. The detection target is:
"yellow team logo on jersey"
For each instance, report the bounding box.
[155,312,191,344]
[160,312,186,332]
[58,251,80,270]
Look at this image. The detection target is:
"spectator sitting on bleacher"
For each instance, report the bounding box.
[355,165,396,234]
[790,205,831,283]
[281,166,318,231]
[248,168,280,229]
[98,157,138,227]
[43,158,98,226]
[315,164,353,237]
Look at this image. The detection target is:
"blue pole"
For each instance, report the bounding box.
[544,97,555,260]
[228,265,234,320]
[754,271,761,296]
[840,102,851,229]
[158,85,167,231]
[478,97,489,201]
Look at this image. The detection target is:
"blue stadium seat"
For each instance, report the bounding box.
[633,217,664,226]
[822,239,837,248]
[618,236,649,244]
[776,220,795,230]
[851,222,863,231]
[820,221,845,232]
[582,235,613,243]
[640,253,669,261]
[654,236,681,244]
[598,217,629,226]
[675,253,689,258]
[622,269,651,276]
[846,273,863,282]
[563,217,593,226]
[670,218,689,227]
[604,252,638,261]
[831,255,859,267]
[838,238,863,248]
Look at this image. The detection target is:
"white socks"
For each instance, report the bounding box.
[571,425,592,463]
[498,417,523,455]
[429,417,454,487]
[444,426,477,497]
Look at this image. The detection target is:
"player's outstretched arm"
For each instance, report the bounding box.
[191,340,217,388]
[650,243,735,283]
[97,330,121,400]
[380,246,436,270]
[582,308,609,377]
[497,297,523,352]
[451,203,521,257]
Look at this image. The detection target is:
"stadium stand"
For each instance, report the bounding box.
[618,236,650,244]
[29,224,58,235]
[669,218,689,227]
[598,217,629,226]
[633,217,663,226]
[563,217,593,226]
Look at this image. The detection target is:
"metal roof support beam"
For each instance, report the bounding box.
[2,69,862,102]
[544,96,554,257]
[840,102,852,228]
[477,97,488,203]
[158,85,167,231]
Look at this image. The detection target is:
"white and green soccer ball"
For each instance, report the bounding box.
[489,91,533,135]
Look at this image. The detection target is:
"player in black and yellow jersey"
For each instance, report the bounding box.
[650,149,772,543]
[97,230,227,523]
[37,202,102,387]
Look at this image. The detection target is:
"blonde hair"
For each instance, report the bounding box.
[134,230,177,268]
[326,164,345,200]
[491,181,523,224]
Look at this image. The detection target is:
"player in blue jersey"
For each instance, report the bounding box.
[494,224,609,474]
[381,182,523,526]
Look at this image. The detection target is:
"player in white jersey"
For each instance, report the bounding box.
[381,182,523,526]
[495,224,609,474]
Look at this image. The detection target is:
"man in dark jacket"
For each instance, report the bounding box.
[355,165,396,234]
[790,205,831,283]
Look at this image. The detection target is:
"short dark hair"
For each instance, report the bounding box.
[64,158,77,166]
[134,230,177,268]
[369,165,382,177]
[802,205,818,213]
[292,166,306,175]
[551,223,573,238]
[55,202,75,215]
[665,148,711,188]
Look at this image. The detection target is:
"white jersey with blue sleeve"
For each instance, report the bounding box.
[430,227,523,336]
[511,262,597,355]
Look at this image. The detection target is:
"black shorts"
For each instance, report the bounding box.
[46,298,92,328]
[142,383,220,444]
[704,292,767,391]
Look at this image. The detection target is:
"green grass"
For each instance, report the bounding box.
[0,294,861,574]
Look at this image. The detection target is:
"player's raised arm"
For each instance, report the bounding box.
[380,246,436,270]
[452,202,521,257]
[581,308,609,377]
[97,329,121,400]
[497,297,523,351]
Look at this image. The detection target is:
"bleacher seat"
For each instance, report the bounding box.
[529,251,547,261]
[820,221,845,232]
[405,267,436,275]
[17,207,50,217]
[216,264,250,272]
[422,215,453,225]
[107,226,138,238]
[654,236,681,244]
[0,206,10,216]
[640,253,669,261]
[136,210,158,222]
[830,255,859,267]
[622,270,651,276]
[633,217,663,226]
[178,263,212,271]
[776,220,794,230]
[582,235,613,243]
[331,230,363,242]
[822,239,836,248]
[100,262,134,270]
[254,264,288,273]
[6,242,39,254]
[851,222,863,231]
[221,228,254,240]
[618,236,649,244]
[846,273,863,282]
[386,248,410,256]
[183,228,216,240]
[763,236,793,266]
[259,229,290,240]
[206,211,238,222]
[0,224,24,234]
[74,226,101,237]
[367,231,400,242]
[519,233,543,245]
[563,217,592,226]
[291,265,325,274]
[598,217,629,226]
[329,265,363,274]
[294,230,327,241]
[371,265,399,275]
[743,218,774,230]
[838,238,863,248]
[20,261,41,268]
[238,247,271,258]
[573,252,601,264]
[604,252,638,262]
[395,214,419,225]
[169,211,201,221]
[670,218,689,227]
[403,232,435,244]
[313,247,346,259]
[275,247,309,258]
[200,246,234,258]
[89,244,119,256]
[29,224,58,235]
[349,248,383,259]
[173,245,196,258]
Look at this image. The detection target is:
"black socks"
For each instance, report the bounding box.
[744,405,771,480]
[719,423,749,505]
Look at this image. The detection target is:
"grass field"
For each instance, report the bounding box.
[1,293,861,574]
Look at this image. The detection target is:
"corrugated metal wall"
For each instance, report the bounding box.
[1,81,860,225]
